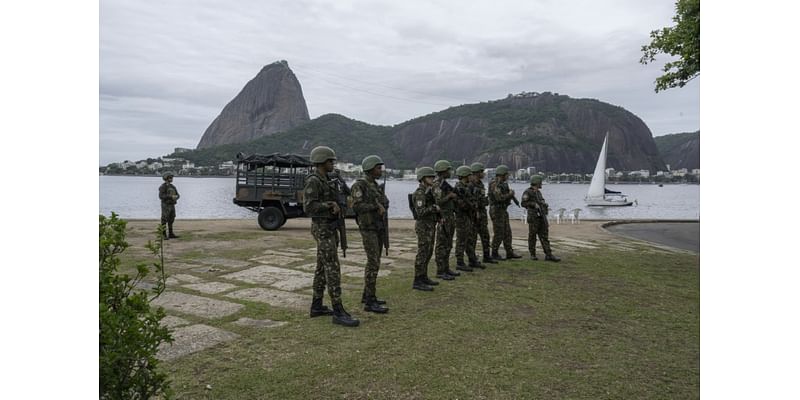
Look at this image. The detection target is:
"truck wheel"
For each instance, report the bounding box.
[258,207,285,231]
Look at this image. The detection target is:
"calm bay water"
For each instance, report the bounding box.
[100,175,699,220]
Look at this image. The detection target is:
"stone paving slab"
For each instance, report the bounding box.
[190,265,226,274]
[225,288,309,310]
[293,263,317,272]
[183,281,239,294]
[232,318,288,329]
[152,292,244,319]
[171,274,204,284]
[157,324,239,361]
[552,238,599,249]
[249,254,304,265]
[197,257,251,269]
[221,265,314,291]
[161,315,191,328]
[394,251,419,261]
[343,269,391,278]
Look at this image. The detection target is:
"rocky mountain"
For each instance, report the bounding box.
[196,61,310,149]
[390,92,665,172]
[654,131,700,170]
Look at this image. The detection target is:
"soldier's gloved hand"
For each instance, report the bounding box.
[330,202,341,215]
[377,203,386,216]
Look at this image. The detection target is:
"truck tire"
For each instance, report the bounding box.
[258,207,285,231]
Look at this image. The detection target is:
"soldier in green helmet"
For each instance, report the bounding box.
[304,145,359,327]
[521,175,561,262]
[454,165,482,270]
[351,155,389,313]
[158,171,180,240]
[432,160,460,280]
[410,167,440,291]
[469,162,497,265]
[488,165,523,260]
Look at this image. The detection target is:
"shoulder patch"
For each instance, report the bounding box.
[416,199,423,207]
[353,188,363,198]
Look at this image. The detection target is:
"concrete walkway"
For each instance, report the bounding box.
[605,222,700,253]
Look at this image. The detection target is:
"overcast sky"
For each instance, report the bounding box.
[99,0,699,165]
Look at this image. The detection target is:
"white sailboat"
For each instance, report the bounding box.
[585,132,634,207]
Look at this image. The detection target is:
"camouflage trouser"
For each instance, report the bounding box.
[434,212,456,274]
[311,222,342,306]
[414,219,437,278]
[360,229,384,299]
[528,216,553,257]
[490,206,514,253]
[475,208,490,254]
[455,213,478,263]
[160,203,176,225]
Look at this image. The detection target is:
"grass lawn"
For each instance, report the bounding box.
[146,221,699,399]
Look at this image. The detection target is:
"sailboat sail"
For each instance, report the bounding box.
[586,133,608,199]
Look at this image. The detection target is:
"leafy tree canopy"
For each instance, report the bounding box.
[640,0,700,92]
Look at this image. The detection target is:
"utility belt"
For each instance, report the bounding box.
[311,216,339,225]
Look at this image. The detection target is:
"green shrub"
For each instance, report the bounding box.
[99,213,172,399]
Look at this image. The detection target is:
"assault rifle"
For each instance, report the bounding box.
[379,173,389,256]
[328,169,349,258]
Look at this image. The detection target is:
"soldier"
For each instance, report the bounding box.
[470,162,497,265]
[351,155,389,314]
[454,165,483,270]
[158,171,180,240]
[411,167,441,291]
[304,146,359,327]
[488,165,523,260]
[432,160,462,280]
[521,175,561,262]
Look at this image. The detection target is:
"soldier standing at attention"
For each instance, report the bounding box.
[454,165,483,270]
[351,155,389,314]
[521,175,561,262]
[411,167,441,291]
[304,146,359,327]
[158,171,180,240]
[470,162,497,265]
[432,160,460,281]
[488,165,523,260]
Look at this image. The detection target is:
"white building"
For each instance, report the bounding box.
[181,161,195,170]
[148,162,163,171]
[691,169,700,176]
[629,169,651,178]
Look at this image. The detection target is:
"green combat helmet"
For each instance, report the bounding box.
[162,171,174,180]
[416,166,436,181]
[309,146,337,164]
[470,162,485,173]
[530,175,543,185]
[361,155,384,172]
[434,160,452,172]
[495,165,509,175]
[456,165,472,177]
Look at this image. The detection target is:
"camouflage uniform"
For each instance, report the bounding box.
[304,170,344,306]
[433,176,456,274]
[351,176,388,301]
[489,178,515,255]
[158,181,179,225]
[522,186,554,258]
[412,183,439,280]
[455,180,479,264]
[472,179,491,256]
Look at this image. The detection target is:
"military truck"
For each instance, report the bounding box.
[232,152,352,230]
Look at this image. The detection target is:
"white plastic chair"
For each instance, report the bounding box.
[570,208,581,224]
[554,208,566,224]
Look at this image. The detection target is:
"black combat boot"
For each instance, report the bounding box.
[361,291,386,305]
[483,250,498,264]
[309,298,333,318]
[364,297,389,313]
[491,249,504,261]
[167,223,179,239]
[456,259,466,268]
[456,262,474,272]
[530,253,539,261]
[506,250,522,259]
[469,259,485,269]
[422,276,440,286]
[445,268,461,277]
[436,272,455,280]
[545,254,561,262]
[413,276,434,291]
[332,303,360,327]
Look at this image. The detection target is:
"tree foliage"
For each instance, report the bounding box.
[99,213,173,399]
[640,0,700,92]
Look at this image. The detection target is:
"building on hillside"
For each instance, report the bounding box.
[672,168,689,177]
[148,162,163,171]
[181,161,195,170]
[174,147,192,154]
[691,169,700,176]
[629,169,651,178]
